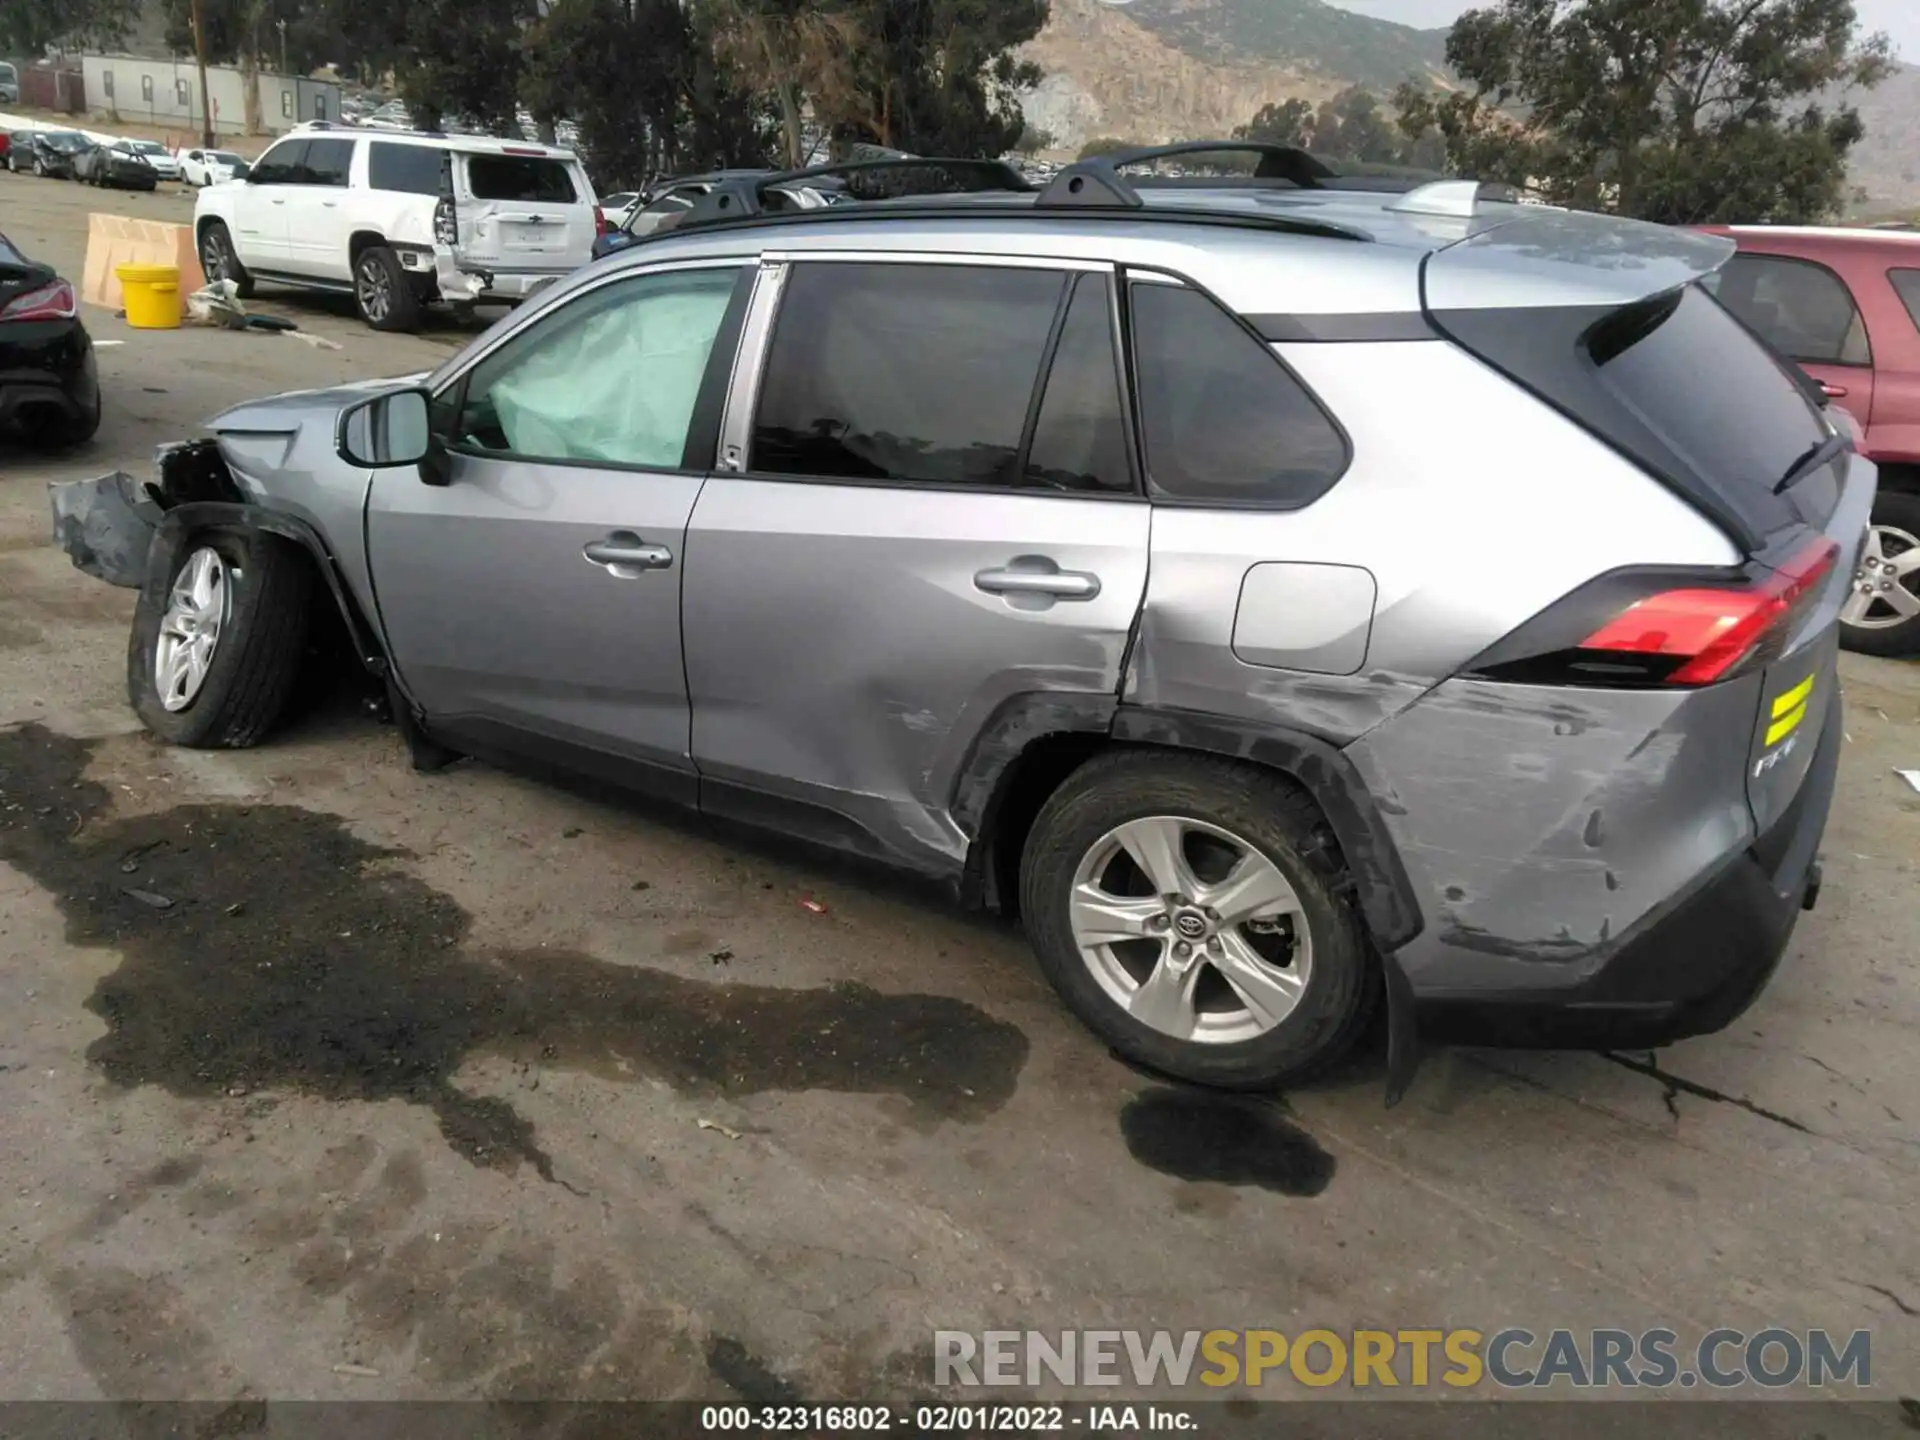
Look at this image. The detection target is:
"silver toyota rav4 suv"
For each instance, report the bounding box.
[56,147,1871,1097]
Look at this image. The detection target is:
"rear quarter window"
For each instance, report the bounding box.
[464,155,579,203]
[368,142,445,196]
[1891,269,1920,333]
[1706,253,1870,366]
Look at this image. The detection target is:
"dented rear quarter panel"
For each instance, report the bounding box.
[1345,675,1762,997]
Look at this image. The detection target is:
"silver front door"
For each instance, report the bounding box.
[367,262,748,776]
[683,258,1149,873]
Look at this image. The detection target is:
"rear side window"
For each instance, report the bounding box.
[464,154,578,203]
[301,137,353,187]
[1891,270,1920,333]
[1708,254,1870,366]
[752,262,1065,488]
[1129,282,1348,506]
[368,142,444,196]
[1025,274,1131,494]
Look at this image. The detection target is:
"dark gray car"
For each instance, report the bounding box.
[52,148,1868,1097]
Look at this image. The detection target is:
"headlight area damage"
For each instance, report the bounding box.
[49,440,241,589]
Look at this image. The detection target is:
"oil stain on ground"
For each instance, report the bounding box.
[1119,1088,1335,1197]
[0,724,1028,1184]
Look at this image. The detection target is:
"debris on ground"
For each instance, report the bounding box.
[119,839,165,874]
[800,897,828,915]
[121,887,174,911]
[696,1118,742,1140]
[1897,769,1920,794]
[710,949,733,966]
[330,1363,381,1378]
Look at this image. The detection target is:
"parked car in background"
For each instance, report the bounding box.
[9,129,90,179]
[120,139,180,181]
[179,148,247,187]
[75,139,158,191]
[65,149,1865,1094]
[0,229,99,448]
[0,61,19,105]
[0,128,12,166]
[590,170,844,259]
[194,127,601,331]
[1702,226,1920,655]
[600,190,640,227]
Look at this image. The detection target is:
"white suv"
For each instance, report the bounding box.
[192,126,601,332]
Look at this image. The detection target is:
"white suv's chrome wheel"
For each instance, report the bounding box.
[356,253,392,324]
[1069,815,1313,1046]
[155,547,231,712]
[1841,523,1920,630]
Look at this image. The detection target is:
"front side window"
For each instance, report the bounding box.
[249,139,307,185]
[452,267,740,469]
[752,261,1066,487]
[1130,282,1348,506]
[1709,253,1870,366]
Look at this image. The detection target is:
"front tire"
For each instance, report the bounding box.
[197,219,255,299]
[1020,752,1378,1089]
[1840,487,1920,657]
[354,245,421,332]
[129,529,314,748]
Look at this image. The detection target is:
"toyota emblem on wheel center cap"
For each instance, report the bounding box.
[1173,911,1209,940]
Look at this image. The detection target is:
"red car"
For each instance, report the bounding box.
[1700,226,1920,655]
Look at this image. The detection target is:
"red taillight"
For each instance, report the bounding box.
[1579,538,1838,684]
[593,205,608,236]
[0,278,77,323]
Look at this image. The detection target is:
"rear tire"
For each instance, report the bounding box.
[354,245,421,333]
[129,529,314,749]
[1019,751,1378,1089]
[1840,487,1920,657]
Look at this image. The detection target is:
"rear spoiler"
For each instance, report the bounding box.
[1423,207,1736,312]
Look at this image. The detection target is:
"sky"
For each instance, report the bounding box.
[1322,0,1920,63]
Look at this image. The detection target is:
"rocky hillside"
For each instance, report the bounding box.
[1021,0,1919,214]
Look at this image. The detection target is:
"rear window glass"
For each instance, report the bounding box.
[368,141,444,196]
[464,154,577,203]
[1587,285,1827,500]
[1892,269,1920,333]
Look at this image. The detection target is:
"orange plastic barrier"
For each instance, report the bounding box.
[81,212,205,314]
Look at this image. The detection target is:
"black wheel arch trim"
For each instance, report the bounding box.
[147,500,400,697]
[1105,705,1425,950]
[948,695,1425,952]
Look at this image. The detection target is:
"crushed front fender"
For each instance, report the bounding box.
[47,469,161,589]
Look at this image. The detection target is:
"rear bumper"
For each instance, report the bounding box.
[0,321,99,432]
[1413,689,1840,1050]
[432,247,574,304]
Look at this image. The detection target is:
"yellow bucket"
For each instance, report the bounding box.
[116,263,183,329]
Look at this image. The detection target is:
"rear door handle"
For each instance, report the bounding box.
[974,562,1101,601]
[583,532,673,574]
[1820,382,1848,398]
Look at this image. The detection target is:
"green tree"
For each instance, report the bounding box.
[322,0,532,133]
[1012,122,1056,156]
[1234,97,1313,149]
[1395,0,1894,223]
[1077,135,1133,160]
[0,0,137,54]
[1314,85,1404,164]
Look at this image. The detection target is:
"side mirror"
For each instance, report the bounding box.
[338,388,433,468]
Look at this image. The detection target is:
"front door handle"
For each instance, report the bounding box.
[974,561,1101,602]
[583,532,673,575]
[1820,381,1848,399]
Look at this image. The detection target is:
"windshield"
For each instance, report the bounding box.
[0,64,17,83]
[45,133,88,153]
[130,141,166,155]
[213,152,242,165]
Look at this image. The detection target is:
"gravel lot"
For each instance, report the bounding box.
[1,170,1916,1428]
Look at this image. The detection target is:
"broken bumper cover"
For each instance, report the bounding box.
[48,469,163,589]
[431,247,571,305]
[1412,689,1841,1050]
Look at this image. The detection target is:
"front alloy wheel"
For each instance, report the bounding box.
[1842,523,1920,633]
[1070,816,1312,1044]
[154,547,230,711]
[356,252,393,325]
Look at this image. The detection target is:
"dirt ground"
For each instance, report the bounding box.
[1,170,1917,1427]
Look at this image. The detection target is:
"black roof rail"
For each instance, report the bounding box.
[678,157,1032,232]
[1037,141,1342,210]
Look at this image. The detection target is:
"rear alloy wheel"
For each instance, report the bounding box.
[354,245,421,333]
[197,220,255,299]
[1020,753,1378,1088]
[1839,489,1920,657]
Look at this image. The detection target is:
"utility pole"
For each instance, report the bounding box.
[190,0,215,147]
[278,19,288,77]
